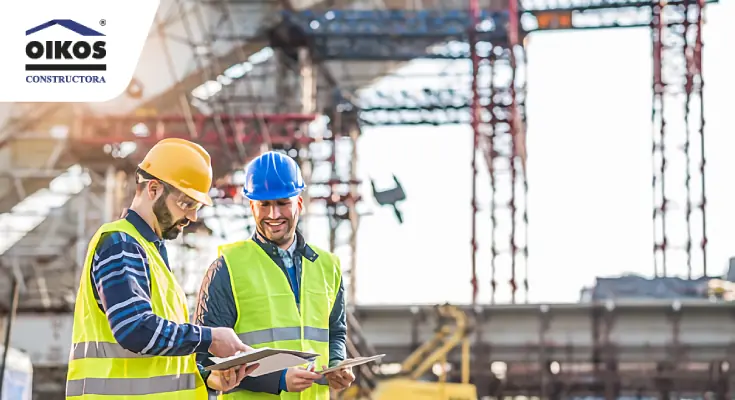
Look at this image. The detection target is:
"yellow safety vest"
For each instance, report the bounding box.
[66,219,208,400]
[218,240,341,400]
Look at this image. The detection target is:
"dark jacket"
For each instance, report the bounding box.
[193,230,347,394]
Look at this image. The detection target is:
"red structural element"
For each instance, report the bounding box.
[470,0,529,305]
[650,2,707,278]
[469,0,481,306]
[506,0,523,304]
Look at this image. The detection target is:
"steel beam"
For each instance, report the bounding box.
[354,87,493,126]
[519,0,717,10]
[355,302,734,397]
[20,301,731,366]
[74,113,317,143]
[69,113,318,177]
[276,2,720,61]
[353,302,735,364]
[276,10,511,61]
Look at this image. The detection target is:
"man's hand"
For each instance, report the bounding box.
[209,327,252,358]
[206,364,259,392]
[323,366,355,392]
[285,367,322,392]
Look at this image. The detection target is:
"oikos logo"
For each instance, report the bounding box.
[25,39,106,68]
[24,19,108,83]
[0,0,161,101]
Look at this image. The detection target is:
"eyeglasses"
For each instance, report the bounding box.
[139,178,203,212]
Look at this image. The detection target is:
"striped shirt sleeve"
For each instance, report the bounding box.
[91,232,213,356]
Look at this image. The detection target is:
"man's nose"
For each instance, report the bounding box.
[186,208,198,222]
[268,206,282,219]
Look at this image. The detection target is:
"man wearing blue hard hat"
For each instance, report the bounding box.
[194,151,353,399]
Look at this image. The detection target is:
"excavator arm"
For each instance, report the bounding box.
[399,304,470,380]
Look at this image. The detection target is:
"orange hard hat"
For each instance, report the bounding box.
[138,138,214,207]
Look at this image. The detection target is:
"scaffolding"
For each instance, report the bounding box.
[283,0,717,305]
[651,0,708,279]
[281,4,530,306]
[469,0,529,305]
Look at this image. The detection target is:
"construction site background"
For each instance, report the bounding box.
[1,0,735,399]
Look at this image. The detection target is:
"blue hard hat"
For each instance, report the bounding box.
[242,151,306,201]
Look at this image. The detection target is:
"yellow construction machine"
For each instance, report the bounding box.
[340,304,477,400]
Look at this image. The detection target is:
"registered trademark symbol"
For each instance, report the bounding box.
[99,19,106,26]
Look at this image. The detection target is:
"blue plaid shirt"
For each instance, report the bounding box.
[90,210,212,381]
[277,239,300,305]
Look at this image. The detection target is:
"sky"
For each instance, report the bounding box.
[2,4,734,308]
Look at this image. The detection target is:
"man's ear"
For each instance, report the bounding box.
[147,181,162,201]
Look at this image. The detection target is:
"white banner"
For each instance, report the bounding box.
[0,0,159,102]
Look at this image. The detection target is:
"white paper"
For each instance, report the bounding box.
[245,354,315,377]
[209,348,266,365]
[316,354,385,375]
[206,347,321,377]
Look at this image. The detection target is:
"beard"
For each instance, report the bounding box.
[258,218,295,246]
[153,196,188,240]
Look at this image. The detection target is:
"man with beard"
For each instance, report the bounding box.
[193,151,354,400]
[66,138,257,399]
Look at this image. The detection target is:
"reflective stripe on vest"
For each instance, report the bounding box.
[219,240,341,400]
[66,219,207,400]
[67,374,198,396]
[237,327,329,346]
[70,342,152,359]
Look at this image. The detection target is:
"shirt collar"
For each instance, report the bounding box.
[124,209,163,245]
[252,229,318,262]
[285,237,297,255]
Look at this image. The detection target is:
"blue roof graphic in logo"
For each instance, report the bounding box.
[25,19,104,36]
